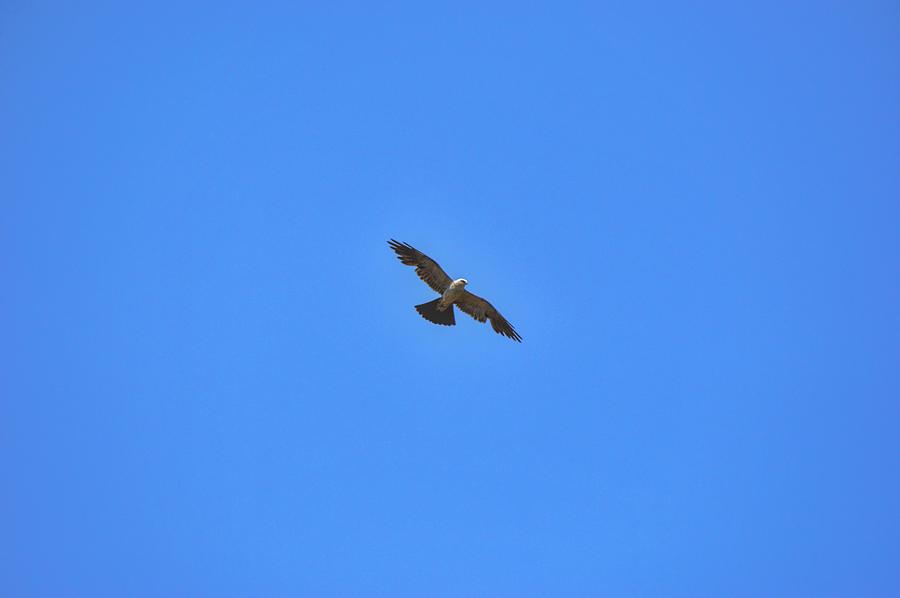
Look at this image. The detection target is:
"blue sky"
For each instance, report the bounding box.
[3,2,899,596]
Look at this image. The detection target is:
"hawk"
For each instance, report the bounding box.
[388,239,522,342]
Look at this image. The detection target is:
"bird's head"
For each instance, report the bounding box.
[458,278,468,286]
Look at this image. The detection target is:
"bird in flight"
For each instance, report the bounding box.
[388,239,522,342]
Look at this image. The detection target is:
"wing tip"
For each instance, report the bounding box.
[496,320,522,342]
[387,239,416,254]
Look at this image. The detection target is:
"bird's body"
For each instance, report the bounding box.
[438,278,468,311]
[387,240,521,342]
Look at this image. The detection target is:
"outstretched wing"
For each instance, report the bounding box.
[455,290,522,342]
[387,239,454,294]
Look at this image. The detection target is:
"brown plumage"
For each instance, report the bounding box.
[387,240,452,294]
[455,290,522,342]
[388,239,522,342]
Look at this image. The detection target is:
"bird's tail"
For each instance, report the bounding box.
[415,299,456,326]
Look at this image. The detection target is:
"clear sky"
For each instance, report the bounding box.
[3,2,899,596]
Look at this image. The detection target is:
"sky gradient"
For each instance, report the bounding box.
[3,2,900,596]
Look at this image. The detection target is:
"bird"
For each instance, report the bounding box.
[387,239,522,342]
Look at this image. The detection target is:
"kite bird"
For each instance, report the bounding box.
[388,239,522,342]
